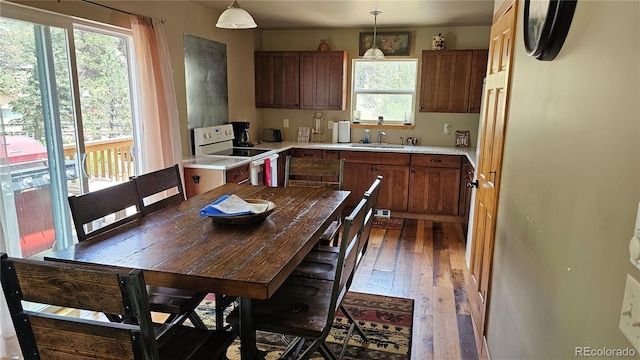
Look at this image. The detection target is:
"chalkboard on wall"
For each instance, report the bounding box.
[184,34,228,130]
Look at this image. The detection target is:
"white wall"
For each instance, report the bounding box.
[486,1,640,358]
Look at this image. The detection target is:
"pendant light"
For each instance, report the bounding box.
[363,10,385,60]
[216,0,257,29]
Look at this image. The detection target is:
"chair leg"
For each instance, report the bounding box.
[319,342,338,360]
[340,305,369,342]
[188,312,208,329]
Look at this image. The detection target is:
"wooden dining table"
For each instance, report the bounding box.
[46,183,350,360]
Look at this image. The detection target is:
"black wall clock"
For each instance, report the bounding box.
[524,0,577,61]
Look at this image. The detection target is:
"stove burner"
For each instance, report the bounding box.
[208,148,271,157]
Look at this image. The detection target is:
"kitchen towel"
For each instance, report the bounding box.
[264,157,271,186]
[338,121,350,143]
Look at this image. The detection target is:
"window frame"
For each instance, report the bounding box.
[350,58,419,126]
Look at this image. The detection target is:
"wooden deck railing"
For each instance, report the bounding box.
[63,137,135,183]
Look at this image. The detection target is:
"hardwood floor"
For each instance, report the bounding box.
[350,218,486,360]
[2,218,485,360]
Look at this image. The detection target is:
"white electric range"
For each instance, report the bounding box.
[190,124,278,186]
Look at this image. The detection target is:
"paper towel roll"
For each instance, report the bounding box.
[331,122,339,143]
[338,121,350,143]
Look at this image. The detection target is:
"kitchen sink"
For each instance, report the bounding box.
[350,143,404,149]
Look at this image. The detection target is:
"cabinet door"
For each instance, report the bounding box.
[372,165,409,211]
[419,50,473,113]
[299,51,347,110]
[468,50,489,113]
[343,163,372,208]
[255,51,299,108]
[409,166,461,215]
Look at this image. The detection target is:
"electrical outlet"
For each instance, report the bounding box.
[327,121,333,129]
[444,123,451,135]
[374,209,391,218]
[283,119,289,128]
[619,274,640,351]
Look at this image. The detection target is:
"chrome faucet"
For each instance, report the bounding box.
[377,131,386,144]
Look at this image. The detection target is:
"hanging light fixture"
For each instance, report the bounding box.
[216,0,257,29]
[363,10,384,60]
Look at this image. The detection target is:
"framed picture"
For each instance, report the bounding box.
[359,31,411,56]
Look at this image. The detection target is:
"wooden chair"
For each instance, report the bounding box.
[68,180,142,242]
[285,155,345,245]
[0,253,235,360]
[227,194,371,360]
[284,156,345,190]
[290,176,383,358]
[68,180,207,329]
[132,164,185,216]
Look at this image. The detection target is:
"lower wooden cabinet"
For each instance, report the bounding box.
[283,148,470,217]
[408,154,462,215]
[342,151,410,211]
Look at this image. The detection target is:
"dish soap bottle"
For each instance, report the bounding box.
[364,129,370,143]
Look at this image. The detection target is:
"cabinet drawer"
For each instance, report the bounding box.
[411,154,462,168]
[342,151,410,166]
[292,148,323,158]
[226,164,250,184]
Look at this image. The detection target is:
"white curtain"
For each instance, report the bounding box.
[130,15,182,174]
[0,134,24,359]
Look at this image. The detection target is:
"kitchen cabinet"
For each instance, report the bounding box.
[184,168,224,199]
[255,51,299,108]
[277,149,291,187]
[341,151,410,211]
[184,164,250,199]
[226,163,250,185]
[468,50,489,113]
[255,51,347,110]
[408,154,461,215]
[299,51,347,110]
[459,158,475,235]
[419,50,488,113]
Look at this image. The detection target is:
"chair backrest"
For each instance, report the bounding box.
[0,253,159,360]
[284,156,345,190]
[358,175,383,260]
[325,196,369,326]
[68,181,142,242]
[133,164,185,216]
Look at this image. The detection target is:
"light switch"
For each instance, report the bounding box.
[619,274,640,351]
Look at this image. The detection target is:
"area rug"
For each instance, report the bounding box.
[194,292,413,360]
[372,217,405,230]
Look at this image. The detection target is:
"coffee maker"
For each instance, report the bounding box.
[231,121,253,147]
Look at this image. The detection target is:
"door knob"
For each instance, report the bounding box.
[467,180,479,188]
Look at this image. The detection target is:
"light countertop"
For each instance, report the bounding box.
[183,141,477,170]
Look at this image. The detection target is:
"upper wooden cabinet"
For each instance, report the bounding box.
[255,51,300,108]
[419,50,488,113]
[300,52,347,110]
[255,51,347,110]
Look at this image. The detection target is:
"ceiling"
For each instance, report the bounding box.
[193,0,496,30]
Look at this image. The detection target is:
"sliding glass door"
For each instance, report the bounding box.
[0,3,139,257]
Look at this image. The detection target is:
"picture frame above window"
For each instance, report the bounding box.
[359,31,411,56]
